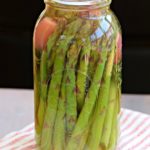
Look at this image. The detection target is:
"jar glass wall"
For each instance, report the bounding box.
[33,0,122,149]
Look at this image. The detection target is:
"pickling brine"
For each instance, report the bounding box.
[33,0,122,149]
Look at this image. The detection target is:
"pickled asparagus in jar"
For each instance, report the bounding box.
[33,0,122,149]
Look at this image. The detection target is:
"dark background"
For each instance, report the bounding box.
[0,0,150,93]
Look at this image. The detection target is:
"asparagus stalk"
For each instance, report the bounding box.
[33,53,41,134]
[100,77,117,148]
[77,114,97,150]
[76,37,91,112]
[52,42,83,149]
[107,65,121,150]
[47,19,67,68]
[65,43,82,142]
[76,20,100,112]
[76,39,104,150]
[113,63,122,114]
[66,41,108,150]
[40,52,48,100]
[36,18,66,136]
[108,128,117,150]
[53,74,66,150]
[40,19,82,150]
[65,23,92,140]
[86,39,116,150]
[47,19,66,56]
[37,51,48,136]
[37,19,64,136]
[53,22,91,150]
[88,38,102,81]
[108,96,118,150]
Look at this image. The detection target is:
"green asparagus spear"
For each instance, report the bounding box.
[47,19,67,68]
[100,78,117,148]
[47,21,65,56]
[76,20,100,112]
[65,23,93,142]
[113,63,122,114]
[53,74,66,150]
[77,114,97,150]
[40,19,82,150]
[88,38,103,81]
[86,39,115,150]
[36,50,48,136]
[65,44,82,142]
[66,42,108,150]
[52,22,92,149]
[108,96,118,150]
[107,65,121,150]
[52,42,81,150]
[76,38,91,112]
[36,19,67,136]
[33,53,41,134]
[40,51,48,100]
[108,128,117,150]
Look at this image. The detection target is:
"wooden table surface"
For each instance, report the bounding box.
[0,89,150,138]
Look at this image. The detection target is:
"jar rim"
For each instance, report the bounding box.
[44,0,111,8]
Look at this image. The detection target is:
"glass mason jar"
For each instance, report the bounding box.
[33,0,122,149]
